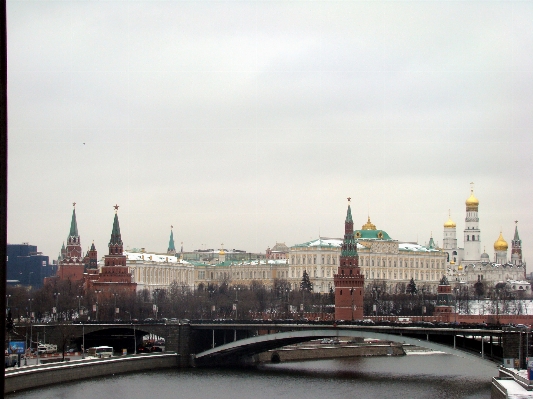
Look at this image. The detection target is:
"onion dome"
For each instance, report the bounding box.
[458,264,463,271]
[494,232,508,251]
[450,260,455,265]
[465,189,479,211]
[361,216,377,230]
[444,217,456,228]
[481,251,490,260]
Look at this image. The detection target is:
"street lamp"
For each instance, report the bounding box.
[233,287,241,319]
[153,289,161,320]
[54,292,60,321]
[350,288,355,321]
[421,288,426,321]
[76,295,83,318]
[28,298,34,356]
[6,294,11,315]
[113,293,118,321]
[372,287,381,318]
[95,290,101,321]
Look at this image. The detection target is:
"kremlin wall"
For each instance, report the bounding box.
[35,187,527,300]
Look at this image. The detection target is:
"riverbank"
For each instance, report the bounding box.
[5,353,179,395]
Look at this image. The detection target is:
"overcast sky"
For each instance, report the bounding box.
[7,1,533,270]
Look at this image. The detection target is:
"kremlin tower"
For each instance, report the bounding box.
[334,198,364,321]
[55,203,86,281]
[167,226,176,255]
[85,205,136,294]
[511,221,523,267]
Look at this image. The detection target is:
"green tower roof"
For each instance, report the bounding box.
[69,207,78,237]
[345,204,353,223]
[109,212,123,246]
[168,228,176,252]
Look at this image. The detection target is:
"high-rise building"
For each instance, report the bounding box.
[7,243,54,288]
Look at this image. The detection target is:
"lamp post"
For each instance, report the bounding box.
[95,290,101,321]
[54,292,60,321]
[153,289,161,320]
[233,287,241,319]
[76,295,83,318]
[421,288,426,321]
[28,298,34,357]
[82,323,85,359]
[350,287,355,322]
[113,293,118,321]
[454,287,459,324]
[372,287,381,318]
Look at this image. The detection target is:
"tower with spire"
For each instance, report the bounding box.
[334,198,364,321]
[55,203,86,281]
[511,221,523,267]
[85,205,136,294]
[65,203,82,259]
[167,226,176,255]
[463,183,481,262]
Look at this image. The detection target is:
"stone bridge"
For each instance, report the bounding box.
[19,321,529,368]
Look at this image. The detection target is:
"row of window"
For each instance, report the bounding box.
[466,235,479,241]
[291,255,337,265]
[366,271,437,281]
[360,258,444,268]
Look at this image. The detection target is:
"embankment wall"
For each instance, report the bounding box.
[5,353,179,395]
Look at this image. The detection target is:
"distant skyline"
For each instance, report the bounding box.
[7,1,532,270]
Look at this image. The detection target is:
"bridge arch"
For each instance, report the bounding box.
[195,329,497,366]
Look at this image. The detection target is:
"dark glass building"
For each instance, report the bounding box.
[7,243,56,288]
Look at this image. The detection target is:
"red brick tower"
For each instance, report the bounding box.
[433,275,454,322]
[334,198,364,321]
[86,205,136,293]
[56,203,85,281]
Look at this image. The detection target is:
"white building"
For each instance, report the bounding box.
[124,249,195,292]
[288,217,448,294]
[445,186,526,288]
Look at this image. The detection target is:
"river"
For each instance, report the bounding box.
[9,353,498,399]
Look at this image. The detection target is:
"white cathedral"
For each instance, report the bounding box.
[442,186,527,291]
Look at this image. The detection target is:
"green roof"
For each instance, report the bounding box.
[345,204,353,223]
[168,229,176,252]
[354,229,392,240]
[109,213,123,246]
[69,208,78,237]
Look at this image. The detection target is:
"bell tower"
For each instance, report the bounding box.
[334,198,364,321]
[463,183,481,262]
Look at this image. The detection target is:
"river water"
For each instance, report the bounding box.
[10,353,498,399]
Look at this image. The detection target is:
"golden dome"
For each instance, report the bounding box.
[450,260,456,265]
[444,217,456,228]
[465,189,479,211]
[494,232,508,251]
[361,216,376,230]
[457,264,463,270]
